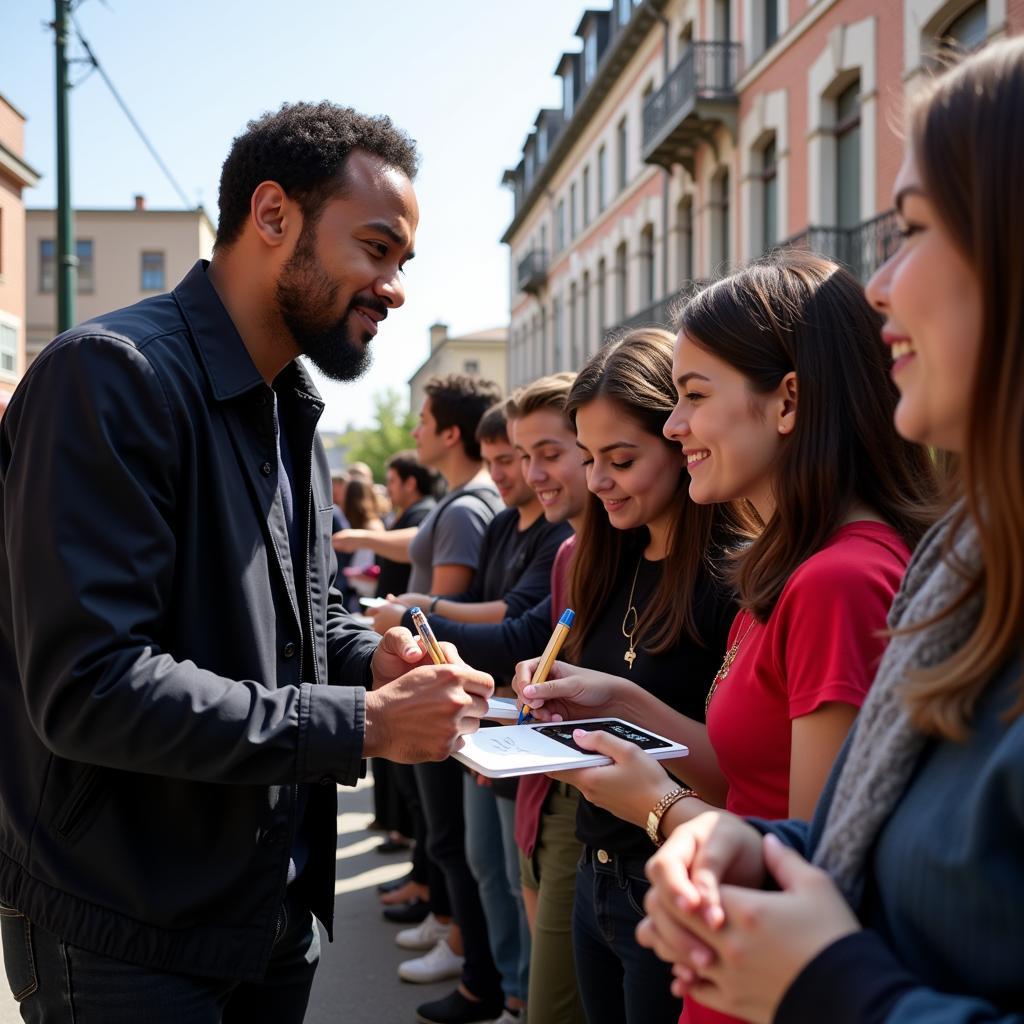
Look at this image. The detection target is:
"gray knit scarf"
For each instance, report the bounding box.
[813,502,983,905]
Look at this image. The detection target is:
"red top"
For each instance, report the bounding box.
[514,535,576,857]
[682,522,909,1024]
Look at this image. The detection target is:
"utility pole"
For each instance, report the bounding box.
[54,0,76,332]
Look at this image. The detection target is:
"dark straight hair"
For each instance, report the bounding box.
[563,328,734,660]
[678,249,940,622]
[901,38,1024,738]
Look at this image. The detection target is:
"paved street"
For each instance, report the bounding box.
[0,774,453,1023]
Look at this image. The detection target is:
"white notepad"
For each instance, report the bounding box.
[453,718,688,779]
[484,697,522,721]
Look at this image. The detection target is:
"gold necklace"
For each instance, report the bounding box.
[705,613,757,713]
[620,556,643,669]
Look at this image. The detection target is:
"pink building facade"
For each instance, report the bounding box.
[0,95,41,414]
[502,0,1023,387]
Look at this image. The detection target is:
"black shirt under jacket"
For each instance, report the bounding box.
[0,261,380,982]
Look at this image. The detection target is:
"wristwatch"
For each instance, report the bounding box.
[646,786,699,847]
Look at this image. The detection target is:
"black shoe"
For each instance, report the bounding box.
[382,898,429,924]
[415,989,504,1024]
[365,818,388,832]
[377,872,414,894]
[376,836,413,854]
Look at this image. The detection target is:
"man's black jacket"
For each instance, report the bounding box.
[0,262,380,981]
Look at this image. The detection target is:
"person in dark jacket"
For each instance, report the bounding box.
[0,102,492,1024]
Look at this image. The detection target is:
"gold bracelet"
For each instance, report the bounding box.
[646,786,700,848]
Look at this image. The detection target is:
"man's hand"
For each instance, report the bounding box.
[370,627,445,688]
[364,662,494,763]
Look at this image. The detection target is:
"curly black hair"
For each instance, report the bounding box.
[215,101,419,249]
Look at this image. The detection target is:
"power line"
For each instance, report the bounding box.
[71,16,194,209]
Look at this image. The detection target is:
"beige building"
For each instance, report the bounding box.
[26,198,215,362]
[408,322,508,415]
[502,0,1019,387]
[0,94,41,413]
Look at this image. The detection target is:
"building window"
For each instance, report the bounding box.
[597,145,608,212]
[537,126,547,164]
[76,239,95,294]
[582,270,591,356]
[463,359,480,375]
[614,242,628,321]
[835,80,861,228]
[597,258,607,336]
[553,297,563,370]
[0,208,4,277]
[555,198,566,252]
[582,165,591,227]
[761,137,778,250]
[714,0,732,42]
[676,196,694,285]
[765,0,779,50]
[940,2,987,53]
[570,182,578,240]
[712,169,731,268]
[141,251,166,291]
[584,31,598,81]
[0,322,16,376]
[563,67,575,120]
[618,0,631,26]
[616,117,628,192]
[639,224,655,306]
[569,281,579,368]
[40,239,56,293]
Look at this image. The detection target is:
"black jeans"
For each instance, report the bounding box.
[573,851,683,1024]
[0,890,319,1023]
[414,758,502,1002]
[393,761,451,917]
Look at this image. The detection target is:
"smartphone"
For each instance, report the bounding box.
[534,719,673,753]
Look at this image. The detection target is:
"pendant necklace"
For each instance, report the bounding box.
[621,556,644,669]
[705,612,757,713]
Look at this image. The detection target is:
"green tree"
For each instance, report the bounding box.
[336,389,417,482]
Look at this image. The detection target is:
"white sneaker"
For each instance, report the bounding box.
[493,1011,523,1024]
[395,912,451,951]
[398,938,465,984]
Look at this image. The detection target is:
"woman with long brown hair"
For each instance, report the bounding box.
[637,38,1024,1023]
[548,328,739,1024]
[516,250,938,1024]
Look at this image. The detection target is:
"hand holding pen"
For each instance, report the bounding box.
[514,608,575,724]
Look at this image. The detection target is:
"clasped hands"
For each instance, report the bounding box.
[364,626,493,764]
[510,660,861,1020]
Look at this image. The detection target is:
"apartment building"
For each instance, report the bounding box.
[0,94,41,413]
[502,0,1020,387]
[408,322,508,415]
[25,198,215,362]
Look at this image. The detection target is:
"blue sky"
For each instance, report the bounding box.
[2,0,585,430]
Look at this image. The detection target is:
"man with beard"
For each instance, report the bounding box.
[0,102,492,1023]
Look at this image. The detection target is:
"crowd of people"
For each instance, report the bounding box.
[0,36,1022,1024]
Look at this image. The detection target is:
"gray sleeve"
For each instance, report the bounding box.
[431,496,494,569]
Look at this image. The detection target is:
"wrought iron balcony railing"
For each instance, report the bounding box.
[780,210,900,282]
[516,250,549,295]
[642,42,742,168]
[607,279,713,339]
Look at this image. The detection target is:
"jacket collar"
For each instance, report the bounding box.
[172,260,323,408]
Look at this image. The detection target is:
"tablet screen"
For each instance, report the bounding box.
[534,720,671,753]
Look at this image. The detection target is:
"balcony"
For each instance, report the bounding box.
[780,210,900,282]
[643,42,742,170]
[516,250,549,295]
[607,279,713,339]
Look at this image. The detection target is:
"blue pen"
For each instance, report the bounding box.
[517,608,575,725]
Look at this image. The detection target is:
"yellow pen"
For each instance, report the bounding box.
[410,607,447,665]
[517,608,575,724]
